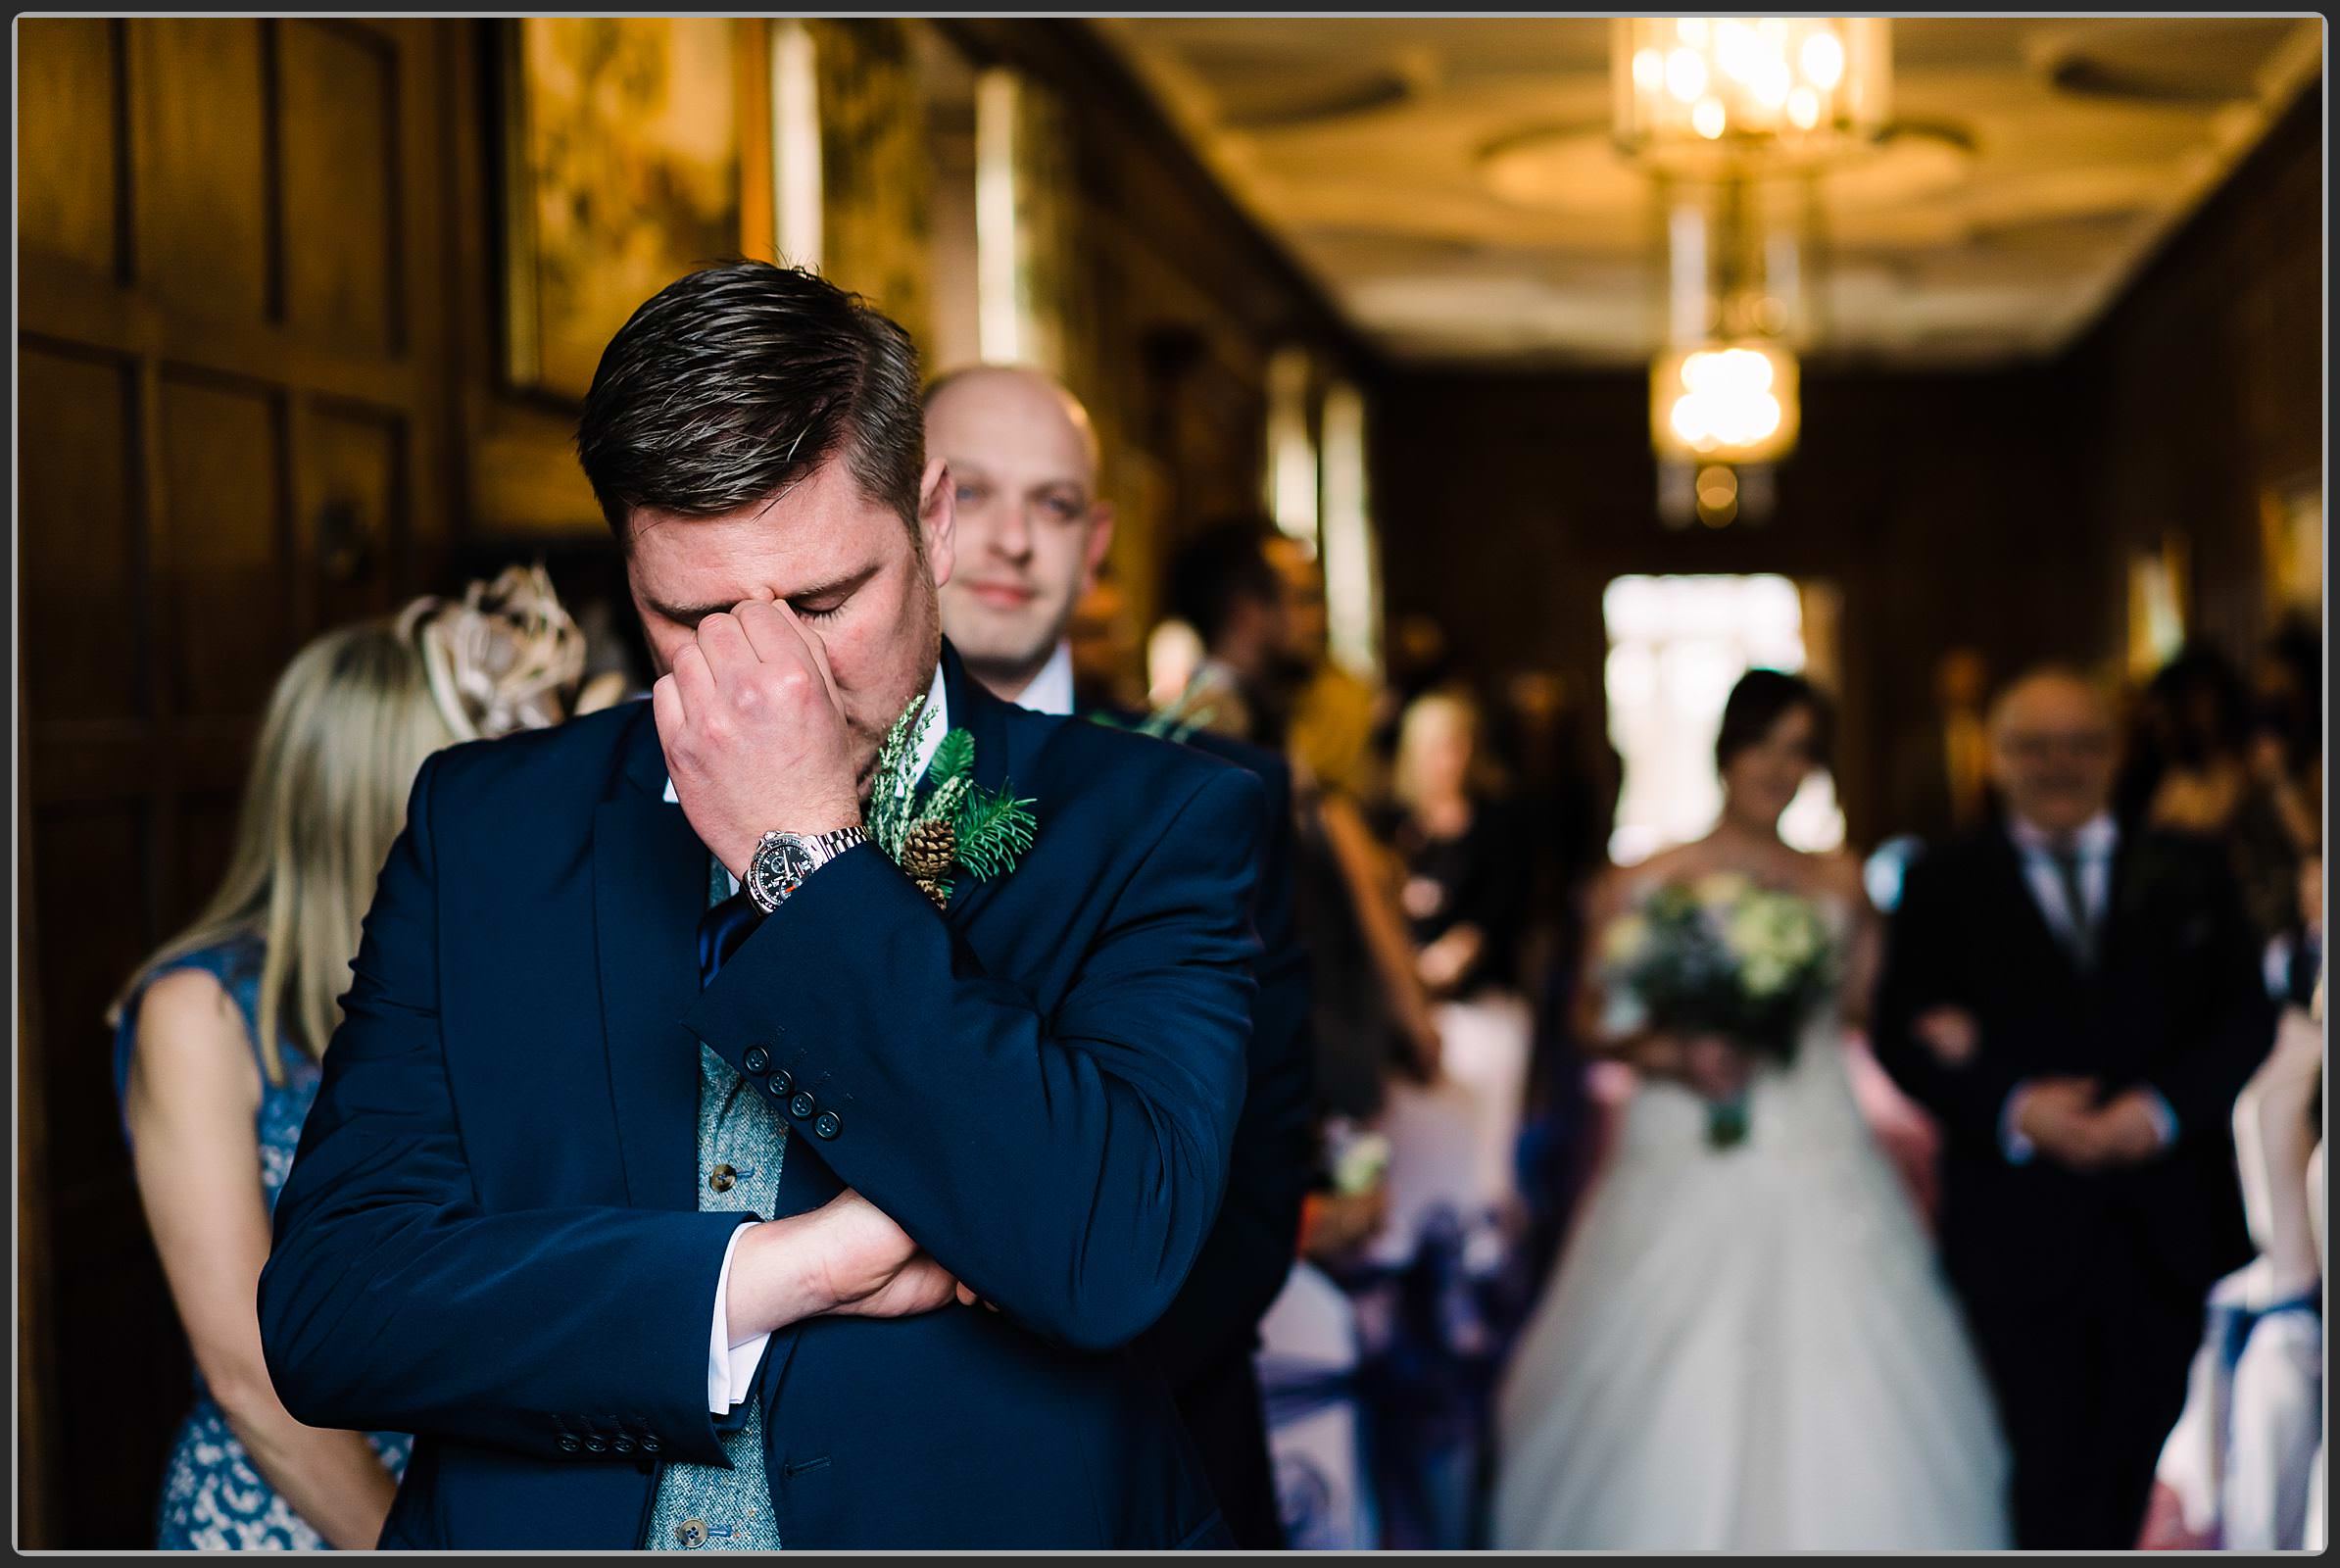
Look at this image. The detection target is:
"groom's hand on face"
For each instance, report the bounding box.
[654,597,863,880]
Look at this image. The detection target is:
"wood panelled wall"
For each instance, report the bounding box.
[18,20,453,1547]
[1368,79,2321,851]
[15,18,1358,1546]
[2066,79,2323,661]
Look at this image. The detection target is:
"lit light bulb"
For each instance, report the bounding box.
[1633,47,1665,94]
[1787,86,1822,130]
[1667,48,1709,104]
[1671,396,1707,445]
[1715,21,1758,82]
[1678,18,1710,46]
[1751,59,1792,112]
[1691,97,1727,138]
[1800,30,1846,91]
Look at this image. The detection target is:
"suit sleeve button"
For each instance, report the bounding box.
[813,1109,842,1141]
[557,1435,581,1454]
[584,1436,609,1454]
[611,1436,635,1455]
[743,1046,771,1074]
[640,1436,661,1454]
[788,1091,817,1119]
[762,1069,793,1102]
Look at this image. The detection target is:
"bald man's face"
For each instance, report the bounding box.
[1989,676,2119,835]
[927,370,1115,699]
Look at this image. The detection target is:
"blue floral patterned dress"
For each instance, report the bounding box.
[113,936,411,1549]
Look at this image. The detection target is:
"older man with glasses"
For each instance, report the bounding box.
[1873,664,2275,1550]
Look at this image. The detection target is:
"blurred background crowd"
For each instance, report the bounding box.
[16,15,2323,1552]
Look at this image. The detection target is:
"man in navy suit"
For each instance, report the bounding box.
[925,364,1313,1548]
[259,263,1268,1549]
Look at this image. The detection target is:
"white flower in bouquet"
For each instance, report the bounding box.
[1741,952,1794,999]
[1601,911,1655,969]
[1724,892,1823,971]
[1693,871,1756,911]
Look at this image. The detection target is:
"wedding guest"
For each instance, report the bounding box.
[107,568,598,1548]
[1166,519,1442,1113]
[925,363,1313,1549]
[1164,517,1300,749]
[1875,664,2274,1548]
[2144,967,2323,1549]
[2119,644,2306,946]
[1266,530,1382,804]
[1382,691,1536,1211]
[2253,618,2322,835]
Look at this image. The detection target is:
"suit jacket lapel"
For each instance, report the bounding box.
[937,642,1029,932]
[2100,825,2149,970]
[593,706,707,1211]
[1988,829,2086,982]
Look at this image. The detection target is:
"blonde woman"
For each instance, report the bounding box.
[109,568,599,1549]
[1376,691,1536,1224]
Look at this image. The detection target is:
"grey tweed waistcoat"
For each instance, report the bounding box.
[646,860,788,1551]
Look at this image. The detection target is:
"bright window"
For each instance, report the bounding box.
[1603,573,1845,865]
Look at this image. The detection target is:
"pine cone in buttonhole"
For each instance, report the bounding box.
[903,816,956,905]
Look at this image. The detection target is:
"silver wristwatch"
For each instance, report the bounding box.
[744,825,868,914]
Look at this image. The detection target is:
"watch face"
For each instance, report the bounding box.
[749,834,815,908]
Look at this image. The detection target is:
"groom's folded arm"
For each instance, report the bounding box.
[684,764,1267,1353]
[259,754,749,1468]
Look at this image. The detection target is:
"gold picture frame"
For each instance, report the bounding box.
[2260,474,2324,621]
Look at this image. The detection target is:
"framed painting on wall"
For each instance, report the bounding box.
[2261,474,2323,621]
[2126,529,2190,684]
[502,18,742,402]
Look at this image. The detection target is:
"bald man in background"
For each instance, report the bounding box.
[1874,665,2272,1548]
[926,366,1314,1548]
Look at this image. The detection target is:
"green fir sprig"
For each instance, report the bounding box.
[866,694,1038,904]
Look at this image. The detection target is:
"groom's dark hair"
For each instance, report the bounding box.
[575,260,926,546]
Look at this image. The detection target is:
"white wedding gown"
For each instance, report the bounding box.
[1491,911,2013,1550]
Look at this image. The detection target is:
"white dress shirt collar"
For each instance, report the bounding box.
[2007,809,2118,858]
[665,659,951,804]
[1012,641,1077,717]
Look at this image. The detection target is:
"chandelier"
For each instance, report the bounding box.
[1616,20,1890,490]
[1652,340,1798,465]
[1612,18,1891,175]
[1649,174,1814,476]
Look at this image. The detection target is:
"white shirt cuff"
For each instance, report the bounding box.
[2139,1087,2179,1150]
[2001,1083,2037,1165]
[708,1223,774,1413]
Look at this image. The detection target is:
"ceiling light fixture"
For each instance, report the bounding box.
[1613,18,1891,175]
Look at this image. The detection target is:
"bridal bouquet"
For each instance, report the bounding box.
[1597,873,1835,1148]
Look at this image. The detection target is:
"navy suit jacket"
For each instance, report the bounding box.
[259,646,1267,1549]
[1123,717,1311,1383]
[1111,715,1312,1548]
[1873,824,2268,1306]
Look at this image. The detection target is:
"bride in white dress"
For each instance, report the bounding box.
[1492,669,2012,1550]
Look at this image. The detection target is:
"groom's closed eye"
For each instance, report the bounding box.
[652,566,877,630]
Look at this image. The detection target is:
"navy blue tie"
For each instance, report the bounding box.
[697,889,762,989]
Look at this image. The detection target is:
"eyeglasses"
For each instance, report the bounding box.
[1997,731,2114,761]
